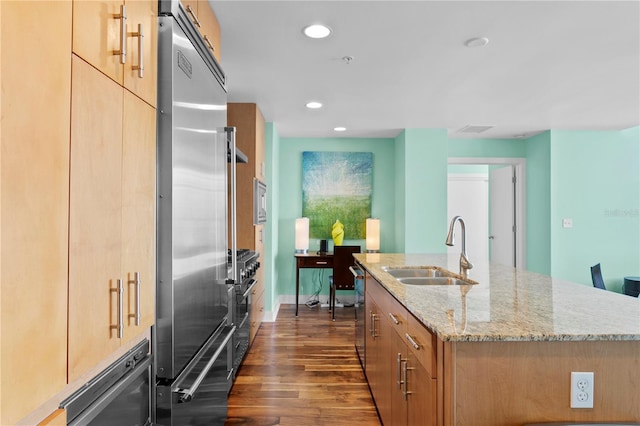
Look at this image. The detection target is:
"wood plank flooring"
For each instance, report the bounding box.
[225,304,381,426]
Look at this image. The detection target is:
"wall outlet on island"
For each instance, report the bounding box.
[570,371,594,408]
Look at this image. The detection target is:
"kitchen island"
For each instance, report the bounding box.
[354,253,640,426]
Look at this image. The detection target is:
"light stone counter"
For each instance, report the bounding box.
[354,253,640,342]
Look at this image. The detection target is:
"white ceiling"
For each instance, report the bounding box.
[211,0,640,139]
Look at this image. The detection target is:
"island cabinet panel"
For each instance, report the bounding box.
[365,273,438,425]
[450,340,640,425]
[0,2,71,424]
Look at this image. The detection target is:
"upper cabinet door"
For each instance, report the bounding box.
[124,0,157,106]
[72,0,157,106]
[72,1,125,86]
[197,0,221,63]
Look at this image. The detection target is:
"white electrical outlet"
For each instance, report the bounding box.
[571,372,594,408]
[562,218,573,228]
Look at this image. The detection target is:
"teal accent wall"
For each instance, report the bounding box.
[264,126,639,306]
[394,132,407,251]
[525,131,552,274]
[449,138,527,158]
[277,137,395,300]
[264,122,279,312]
[549,127,640,291]
[396,129,449,253]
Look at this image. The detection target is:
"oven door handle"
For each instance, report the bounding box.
[242,279,258,299]
[174,325,236,403]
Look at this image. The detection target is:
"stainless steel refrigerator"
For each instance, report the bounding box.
[155,2,234,424]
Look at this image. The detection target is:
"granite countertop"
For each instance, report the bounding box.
[354,253,640,343]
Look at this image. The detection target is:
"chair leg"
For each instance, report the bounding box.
[331,287,336,321]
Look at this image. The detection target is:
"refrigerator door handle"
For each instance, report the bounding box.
[173,325,236,403]
[226,127,238,284]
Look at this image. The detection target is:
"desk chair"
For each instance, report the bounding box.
[590,263,606,290]
[329,245,361,321]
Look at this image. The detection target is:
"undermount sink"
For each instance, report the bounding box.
[381,266,477,286]
[382,266,449,278]
[398,277,474,286]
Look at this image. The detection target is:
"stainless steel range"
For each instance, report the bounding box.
[228,249,260,374]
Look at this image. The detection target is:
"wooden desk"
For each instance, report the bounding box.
[294,252,333,316]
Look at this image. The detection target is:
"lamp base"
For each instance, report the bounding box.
[295,249,308,254]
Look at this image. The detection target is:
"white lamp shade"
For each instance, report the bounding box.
[366,218,380,252]
[295,217,309,253]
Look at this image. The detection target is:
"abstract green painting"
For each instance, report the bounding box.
[302,151,373,239]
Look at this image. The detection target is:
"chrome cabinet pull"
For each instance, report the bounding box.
[128,272,141,326]
[131,23,144,78]
[371,313,378,338]
[388,312,400,325]
[316,261,327,265]
[111,279,124,338]
[396,353,404,389]
[185,5,201,27]
[402,361,413,401]
[405,333,420,350]
[114,5,127,64]
[203,35,215,53]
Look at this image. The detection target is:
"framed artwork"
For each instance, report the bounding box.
[302,151,373,239]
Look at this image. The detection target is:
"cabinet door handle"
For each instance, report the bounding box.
[388,312,400,325]
[402,361,413,401]
[185,5,201,27]
[396,353,405,389]
[130,23,144,78]
[111,279,124,338]
[203,35,215,53]
[316,261,327,265]
[128,272,141,326]
[405,333,420,350]
[113,5,127,64]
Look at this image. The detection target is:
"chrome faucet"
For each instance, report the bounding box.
[446,216,473,278]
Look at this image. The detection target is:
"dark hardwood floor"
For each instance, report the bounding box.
[225,304,381,426]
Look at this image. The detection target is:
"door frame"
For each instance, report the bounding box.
[448,157,527,269]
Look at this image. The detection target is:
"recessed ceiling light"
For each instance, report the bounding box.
[303,24,332,39]
[464,37,489,48]
[305,101,323,109]
[334,127,346,132]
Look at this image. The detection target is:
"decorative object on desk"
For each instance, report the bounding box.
[319,239,328,254]
[331,219,344,246]
[302,151,372,239]
[295,217,309,254]
[365,218,380,253]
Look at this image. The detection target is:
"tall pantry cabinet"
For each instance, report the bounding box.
[1,3,72,424]
[228,103,266,343]
[69,0,157,382]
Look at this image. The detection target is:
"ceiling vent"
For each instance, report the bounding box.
[457,125,494,134]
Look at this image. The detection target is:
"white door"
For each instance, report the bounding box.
[447,174,489,264]
[489,165,515,266]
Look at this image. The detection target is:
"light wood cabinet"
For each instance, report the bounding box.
[68,55,156,382]
[181,0,221,63]
[38,409,66,426]
[228,103,266,343]
[365,275,437,426]
[72,0,157,107]
[0,2,72,424]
